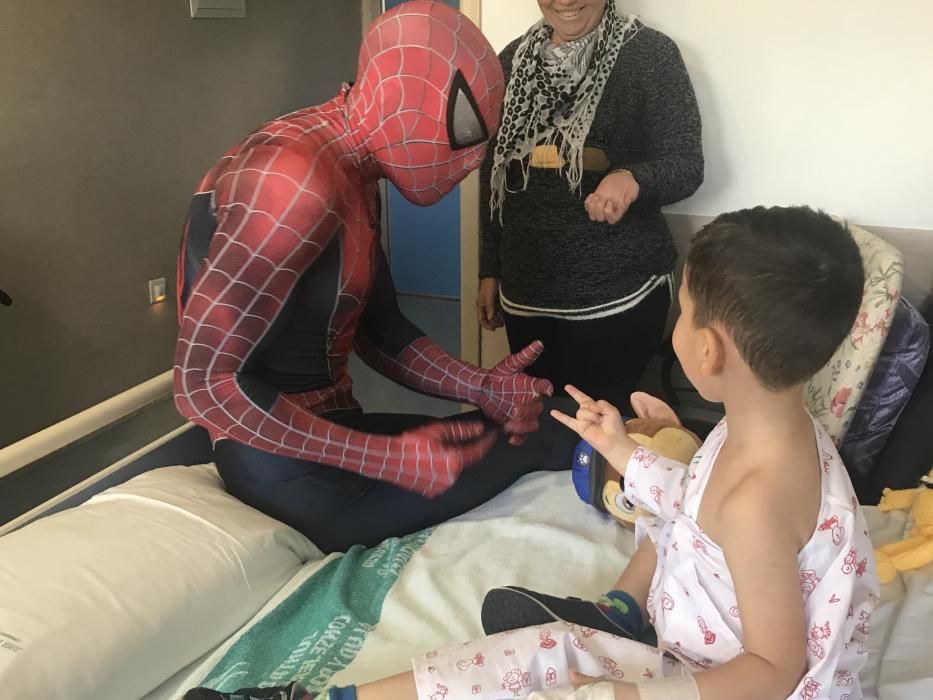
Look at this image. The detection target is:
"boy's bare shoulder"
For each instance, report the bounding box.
[721,468,782,524]
[720,442,822,547]
[715,475,801,560]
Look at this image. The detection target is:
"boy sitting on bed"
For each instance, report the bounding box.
[187,206,880,700]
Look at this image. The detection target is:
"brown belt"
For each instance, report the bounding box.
[529,145,610,172]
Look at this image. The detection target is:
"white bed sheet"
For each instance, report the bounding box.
[147,471,933,700]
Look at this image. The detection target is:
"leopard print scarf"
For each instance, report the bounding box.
[489,2,639,221]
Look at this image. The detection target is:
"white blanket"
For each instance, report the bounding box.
[861,507,933,699]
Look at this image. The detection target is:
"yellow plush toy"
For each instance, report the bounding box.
[573,392,703,530]
[874,468,933,583]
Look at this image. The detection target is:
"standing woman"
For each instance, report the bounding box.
[477,0,703,411]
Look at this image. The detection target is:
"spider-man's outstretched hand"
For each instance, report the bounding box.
[472,341,553,445]
[396,419,499,496]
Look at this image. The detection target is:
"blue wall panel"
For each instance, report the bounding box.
[387,186,460,298]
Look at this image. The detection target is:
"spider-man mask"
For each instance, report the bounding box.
[350,0,504,206]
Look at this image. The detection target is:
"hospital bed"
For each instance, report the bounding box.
[0,444,931,700]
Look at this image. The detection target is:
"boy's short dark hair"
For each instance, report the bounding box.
[686,206,865,391]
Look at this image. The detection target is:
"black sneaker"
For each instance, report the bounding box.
[184,683,314,700]
[481,586,641,639]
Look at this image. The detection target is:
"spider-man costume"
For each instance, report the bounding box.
[174,1,577,552]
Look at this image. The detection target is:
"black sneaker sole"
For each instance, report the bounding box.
[588,446,611,513]
[481,586,564,634]
[481,586,637,639]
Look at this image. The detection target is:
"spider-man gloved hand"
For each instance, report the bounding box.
[393,419,499,495]
[469,341,554,445]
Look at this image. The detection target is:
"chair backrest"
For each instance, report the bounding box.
[805,222,904,445]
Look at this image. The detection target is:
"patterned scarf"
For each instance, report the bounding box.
[489,2,640,221]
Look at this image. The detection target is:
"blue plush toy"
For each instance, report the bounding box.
[571,438,639,526]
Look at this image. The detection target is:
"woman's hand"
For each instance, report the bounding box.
[584,170,640,225]
[550,385,638,473]
[476,277,504,330]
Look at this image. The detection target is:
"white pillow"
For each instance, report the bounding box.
[0,463,320,699]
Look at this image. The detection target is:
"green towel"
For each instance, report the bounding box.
[202,528,433,692]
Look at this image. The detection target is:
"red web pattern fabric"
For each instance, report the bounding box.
[354,336,551,430]
[173,2,520,496]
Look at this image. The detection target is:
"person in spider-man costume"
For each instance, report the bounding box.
[174,1,577,552]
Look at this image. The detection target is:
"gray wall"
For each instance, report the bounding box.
[0,1,361,447]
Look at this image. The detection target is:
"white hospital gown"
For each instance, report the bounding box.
[629,418,879,699]
[411,417,879,700]
[412,622,683,700]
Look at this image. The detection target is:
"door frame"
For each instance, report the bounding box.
[458,0,484,366]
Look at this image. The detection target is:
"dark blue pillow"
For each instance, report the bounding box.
[841,297,930,501]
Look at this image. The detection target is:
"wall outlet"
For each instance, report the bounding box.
[148,277,167,305]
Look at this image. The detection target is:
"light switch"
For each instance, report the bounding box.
[190,0,247,19]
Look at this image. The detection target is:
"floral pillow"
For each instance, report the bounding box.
[806,223,904,445]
